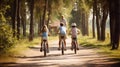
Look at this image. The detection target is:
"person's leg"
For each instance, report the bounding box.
[58,35,61,50]
[71,38,73,50]
[63,38,66,50]
[46,40,49,52]
[40,39,43,52]
[76,39,79,50]
[46,40,48,49]
[65,35,67,47]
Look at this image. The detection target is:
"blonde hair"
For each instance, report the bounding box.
[41,25,48,32]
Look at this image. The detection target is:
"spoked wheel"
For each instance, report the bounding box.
[43,40,47,57]
[73,42,77,54]
[43,43,47,57]
[61,41,64,55]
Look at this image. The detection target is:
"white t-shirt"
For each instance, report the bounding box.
[71,28,79,38]
[59,26,66,35]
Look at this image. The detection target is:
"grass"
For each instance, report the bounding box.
[0,37,41,62]
[49,35,58,42]
[1,35,119,62]
[78,35,120,58]
[0,36,58,62]
[1,36,58,57]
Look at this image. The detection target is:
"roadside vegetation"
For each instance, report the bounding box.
[0,36,58,58]
[78,35,120,58]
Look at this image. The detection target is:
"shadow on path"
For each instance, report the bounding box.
[1,44,120,67]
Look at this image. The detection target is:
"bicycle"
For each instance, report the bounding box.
[41,39,48,57]
[72,38,77,54]
[60,36,66,55]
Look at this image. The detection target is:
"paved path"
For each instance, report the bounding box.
[0,38,120,67]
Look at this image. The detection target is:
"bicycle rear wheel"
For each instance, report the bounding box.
[43,42,47,57]
[61,41,64,55]
[73,41,77,54]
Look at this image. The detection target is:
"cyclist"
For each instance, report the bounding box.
[60,15,68,38]
[69,23,80,50]
[58,22,67,50]
[60,15,67,27]
[40,25,49,53]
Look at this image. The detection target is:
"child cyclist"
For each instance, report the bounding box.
[69,23,80,50]
[58,22,67,50]
[40,25,49,53]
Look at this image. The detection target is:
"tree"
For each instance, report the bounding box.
[109,0,120,50]
[94,0,101,40]
[42,0,48,25]
[47,0,52,26]
[20,0,27,37]
[29,0,34,41]
[16,0,21,39]
[0,0,15,54]
[100,0,109,41]
[11,0,18,37]
[70,0,91,36]
[92,0,96,38]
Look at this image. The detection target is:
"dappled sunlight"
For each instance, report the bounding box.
[78,35,120,58]
[78,35,110,46]
[0,37,120,67]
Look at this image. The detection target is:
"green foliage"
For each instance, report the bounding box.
[7,36,57,57]
[78,36,120,58]
[0,22,15,54]
[69,9,81,28]
[0,0,16,55]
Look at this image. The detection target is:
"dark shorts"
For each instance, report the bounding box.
[72,37,77,41]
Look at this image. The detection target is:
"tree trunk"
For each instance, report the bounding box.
[47,0,52,26]
[81,12,86,36]
[113,0,120,49]
[92,2,95,38]
[21,0,26,37]
[22,18,26,37]
[95,0,101,40]
[42,0,48,25]
[29,0,34,41]
[17,0,20,40]
[85,13,89,36]
[109,0,115,47]
[100,5,108,41]
[39,14,43,33]
[38,14,41,35]
[109,0,120,50]
[12,0,18,37]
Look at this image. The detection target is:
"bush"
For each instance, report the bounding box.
[0,22,15,54]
